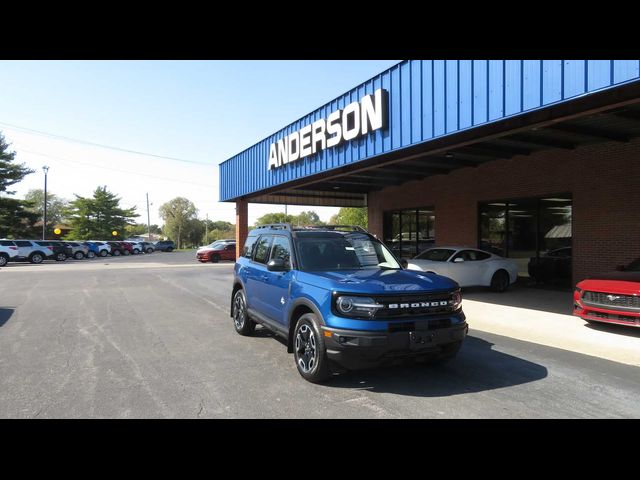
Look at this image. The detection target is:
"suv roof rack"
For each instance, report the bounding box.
[253,223,292,231]
[292,225,368,233]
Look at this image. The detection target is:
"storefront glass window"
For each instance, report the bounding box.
[478,195,572,286]
[383,208,435,259]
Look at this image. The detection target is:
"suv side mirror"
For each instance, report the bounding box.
[453,257,464,263]
[400,259,408,269]
[267,258,287,272]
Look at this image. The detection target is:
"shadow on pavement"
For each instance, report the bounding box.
[462,282,573,316]
[326,335,548,397]
[0,308,14,328]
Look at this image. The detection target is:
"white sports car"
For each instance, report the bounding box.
[406,246,519,292]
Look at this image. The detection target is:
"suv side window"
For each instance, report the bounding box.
[270,236,292,269]
[253,236,273,264]
[0,240,15,246]
[15,241,32,247]
[242,236,258,258]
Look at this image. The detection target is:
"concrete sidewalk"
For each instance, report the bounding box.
[462,286,640,368]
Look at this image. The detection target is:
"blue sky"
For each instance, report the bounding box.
[0,60,399,226]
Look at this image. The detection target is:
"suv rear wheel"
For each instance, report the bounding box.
[99,249,108,257]
[211,254,220,263]
[74,251,85,260]
[232,289,255,336]
[29,252,44,264]
[293,314,332,383]
[0,253,8,267]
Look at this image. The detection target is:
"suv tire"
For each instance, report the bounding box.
[232,289,256,336]
[166,247,174,252]
[211,254,220,263]
[100,250,108,257]
[146,248,153,254]
[87,251,96,259]
[0,253,8,267]
[74,251,85,260]
[112,249,121,256]
[29,252,44,264]
[55,252,66,261]
[293,314,332,384]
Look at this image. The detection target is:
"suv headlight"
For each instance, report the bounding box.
[335,295,384,318]
[450,289,462,310]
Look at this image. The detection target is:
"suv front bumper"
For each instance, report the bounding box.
[321,320,468,370]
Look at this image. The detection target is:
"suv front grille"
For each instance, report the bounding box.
[388,318,452,333]
[583,291,640,311]
[372,292,456,319]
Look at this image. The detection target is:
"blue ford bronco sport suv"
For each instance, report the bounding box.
[231,224,467,383]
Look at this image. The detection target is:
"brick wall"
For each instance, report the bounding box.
[368,139,640,284]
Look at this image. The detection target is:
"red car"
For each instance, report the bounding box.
[196,241,236,263]
[574,258,640,328]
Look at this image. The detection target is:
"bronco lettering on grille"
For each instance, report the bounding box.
[388,301,449,309]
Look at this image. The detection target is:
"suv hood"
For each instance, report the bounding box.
[296,269,458,294]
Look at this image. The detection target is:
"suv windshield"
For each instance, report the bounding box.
[296,232,400,271]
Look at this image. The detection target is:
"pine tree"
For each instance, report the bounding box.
[65,186,138,240]
[0,131,38,238]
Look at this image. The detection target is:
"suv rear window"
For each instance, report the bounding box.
[0,240,16,246]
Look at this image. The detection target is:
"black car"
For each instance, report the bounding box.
[528,247,572,283]
[154,240,175,252]
[106,241,127,256]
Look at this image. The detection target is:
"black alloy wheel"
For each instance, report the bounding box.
[232,290,255,336]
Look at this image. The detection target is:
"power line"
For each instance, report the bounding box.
[0,121,213,166]
[18,147,214,189]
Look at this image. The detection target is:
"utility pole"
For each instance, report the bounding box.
[146,193,151,241]
[42,166,49,240]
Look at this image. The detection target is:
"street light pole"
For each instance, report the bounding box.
[146,193,151,241]
[42,166,49,240]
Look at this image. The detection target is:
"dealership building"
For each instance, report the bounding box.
[220,60,640,287]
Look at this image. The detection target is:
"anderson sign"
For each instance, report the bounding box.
[268,88,388,170]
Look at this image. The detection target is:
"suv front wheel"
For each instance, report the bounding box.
[233,289,255,336]
[293,314,332,384]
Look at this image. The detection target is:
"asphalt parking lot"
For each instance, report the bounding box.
[1,251,639,418]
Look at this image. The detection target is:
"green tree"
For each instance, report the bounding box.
[159,197,198,249]
[64,186,138,240]
[329,207,368,229]
[0,132,38,238]
[125,222,162,237]
[24,188,69,236]
[294,210,324,226]
[254,212,296,226]
[254,210,324,227]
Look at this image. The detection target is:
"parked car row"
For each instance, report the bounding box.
[0,239,176,266]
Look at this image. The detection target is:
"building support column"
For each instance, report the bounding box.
[235,199,248,259]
